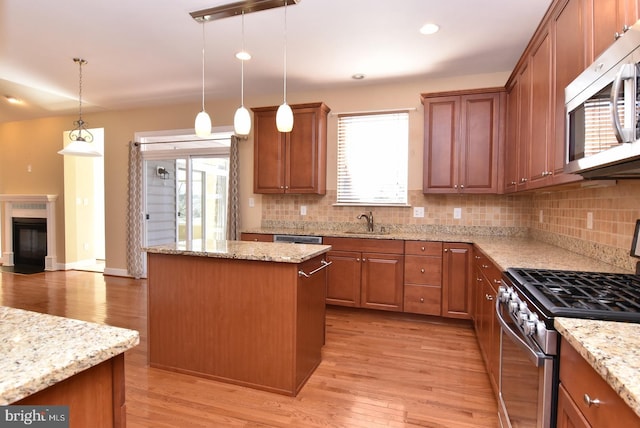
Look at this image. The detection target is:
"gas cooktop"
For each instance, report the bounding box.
[505,268,640,323]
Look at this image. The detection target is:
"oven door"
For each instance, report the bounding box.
[496,300,557,428]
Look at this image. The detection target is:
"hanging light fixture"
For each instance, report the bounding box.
[58,58,102,157]
[276,0,293,132]
[195,23,212,138]
[233,11,251,136]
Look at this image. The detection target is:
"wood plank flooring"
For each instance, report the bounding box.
[0,270,498,427]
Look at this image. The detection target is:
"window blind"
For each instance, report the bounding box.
[337,112,408,205]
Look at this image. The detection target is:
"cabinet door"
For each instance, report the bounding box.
[325,250,361,307]
[552,0,588,184]
[504,82,520,193]
[591,0,628,60]
[253,109,285,193]
[360,253,404,312]
[557,384,591,428]
[459,92,502,193]
[529,30,553,187]
[517,62,532,189]
[442,243,472,319]
[423,96,459,192]
[287,105,326,194]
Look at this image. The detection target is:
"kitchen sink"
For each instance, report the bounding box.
[343,229,391,236]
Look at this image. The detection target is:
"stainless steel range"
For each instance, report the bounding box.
[496,267,640,428]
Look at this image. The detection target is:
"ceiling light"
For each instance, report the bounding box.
[276,0,293,133]
[234,11,251,136]
[420,23,440,35]
[58,58,102,157]
[352,74,365,80]
[190,0,300,22]
[195,23,212,138]
[235,51,251,61]
[5,96,21,104]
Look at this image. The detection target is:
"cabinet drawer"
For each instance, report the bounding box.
[323,237,404,254]
[404,241,442,256]
[404,284,441,316]
[559,338,640,428]
[404,255,441,285]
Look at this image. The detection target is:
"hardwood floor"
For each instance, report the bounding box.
[0,270,499,427]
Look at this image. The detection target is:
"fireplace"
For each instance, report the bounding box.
[12,217,47,271]
[1,194,58,271]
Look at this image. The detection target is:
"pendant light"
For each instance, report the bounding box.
[234,11,251,136]
[276,0,293,132]
[58,58,102,157]
[195,23,212,138]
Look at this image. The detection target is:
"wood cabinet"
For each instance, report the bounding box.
[422,89,505,194]
[324,237,404,311]
[403,241,443,316]
[472,248,502,395]
[591,0,640,61]
[442,243,473,319]
[557,337,640,427]
[240,232,273,242]
[252,102,330,194]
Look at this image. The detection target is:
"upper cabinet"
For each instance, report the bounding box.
[591,0,640,60]
[422,89,505,194]
[252,102,330,194]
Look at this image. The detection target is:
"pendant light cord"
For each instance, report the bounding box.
[283,0,287,103]
[201,23,206,111]
[241,11,245,107]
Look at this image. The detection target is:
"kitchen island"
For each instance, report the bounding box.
[145,240,331,396]
[0,306,139,427]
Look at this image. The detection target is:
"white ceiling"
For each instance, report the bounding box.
[0,0,552,124]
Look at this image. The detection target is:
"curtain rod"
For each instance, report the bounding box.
[329,107,418,117]
[134,136,247,146]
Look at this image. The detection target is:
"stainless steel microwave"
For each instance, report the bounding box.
[565,20,640,178]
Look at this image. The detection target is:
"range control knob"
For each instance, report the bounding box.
[524,320,537,336]
[509,301,519,312]
[498,286,508,302]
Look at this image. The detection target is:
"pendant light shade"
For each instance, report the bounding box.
[58,58,102,157]
[234,11,252,136]
[195,23,212,138]
[275,0,293,133]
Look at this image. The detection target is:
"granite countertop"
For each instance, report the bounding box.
[0,306,140,405]
[555,317,640,418]
[145,240,332,264]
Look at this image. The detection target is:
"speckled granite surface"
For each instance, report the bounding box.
[145,240,331,263]
[0,306,140,405]
[555,317,640,418]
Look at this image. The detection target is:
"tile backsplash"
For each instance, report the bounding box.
[260,181,640,271]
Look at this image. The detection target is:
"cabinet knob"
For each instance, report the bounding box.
[280,185,284,189]
[362,258,366,262]
[477,278,483,282]
[444,249,448,252]
[485,294,493,301]
[420,246,425,251]
[510,181,517,185]
[356,258,361,262]
[454,184,458,189]
[493,279,501,284]
[420,268,425,273]
[419,297,424,303]
[482,264,489,269]
[520,177,528,183]
[583,394,601,408]
[460,184,464,189]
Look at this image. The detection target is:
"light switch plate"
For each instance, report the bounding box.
[453,207,462,219]
[413,207,425,218]
[301,205,307,216]
[248,197,255,208]
[587,212,593,229]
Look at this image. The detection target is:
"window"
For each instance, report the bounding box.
[337,111,409,205]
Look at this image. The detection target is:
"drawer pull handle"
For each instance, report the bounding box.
[420,268,425,273]
[298,260,332,278]
[421,246,425,251]
[583,394,600,408]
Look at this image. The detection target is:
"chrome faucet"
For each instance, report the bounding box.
[357,211,374,232]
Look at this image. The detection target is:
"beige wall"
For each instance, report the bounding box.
[2,70,638,274]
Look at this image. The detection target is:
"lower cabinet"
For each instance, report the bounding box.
[240,233,274,242]
[442,243,473,319]
[403,241,443,316]
[324,237,404,311]
[473,248,502,395]
[557,337,640,428]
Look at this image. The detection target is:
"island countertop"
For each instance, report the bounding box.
[145,240,331,264]
[0,306,140,405]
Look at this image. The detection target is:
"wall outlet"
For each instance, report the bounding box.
[453,207,462,219]
[587,212,593,229]
[248,197,255,208]
[300,205,307,216]
[539,210,544,223]
[413,207,425,218]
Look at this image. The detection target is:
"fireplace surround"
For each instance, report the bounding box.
[0,195,58,271]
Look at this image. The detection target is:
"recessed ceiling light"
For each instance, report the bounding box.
[419,23,440,35]
[352,74,365,80]
[5,95,21,104]
[235,50,251,61]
